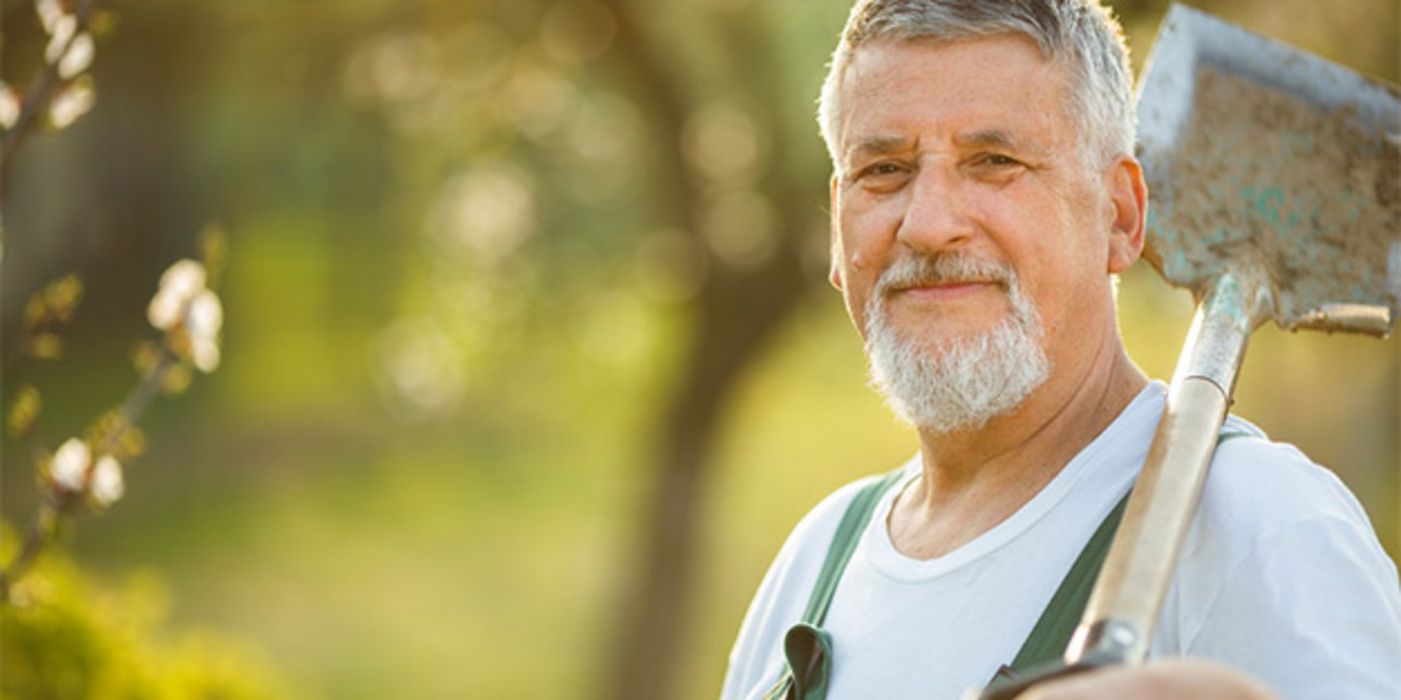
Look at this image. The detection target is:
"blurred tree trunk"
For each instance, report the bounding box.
[600,3,824,698]
[612,253,810,700]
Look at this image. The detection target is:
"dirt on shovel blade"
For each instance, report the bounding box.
[1143,66,1400,329]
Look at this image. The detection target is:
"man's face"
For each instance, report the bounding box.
[829,36,1141,423]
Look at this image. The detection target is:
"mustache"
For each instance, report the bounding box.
[873,254,1016,297]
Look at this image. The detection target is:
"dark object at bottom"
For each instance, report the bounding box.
[980,650,1124,700]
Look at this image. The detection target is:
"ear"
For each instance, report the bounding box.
[829,174,845,290]
[1105,156,1147,274]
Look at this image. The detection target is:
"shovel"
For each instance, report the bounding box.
[979,4,1400,697]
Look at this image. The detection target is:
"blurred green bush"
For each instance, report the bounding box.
[2,526,295,700]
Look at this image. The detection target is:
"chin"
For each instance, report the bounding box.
[866,296,1049,433]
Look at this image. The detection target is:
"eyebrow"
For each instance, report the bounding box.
[844,128,1044,165]
[953,129,1020,149]
[843,135,916,163]
[957,128,1056,161]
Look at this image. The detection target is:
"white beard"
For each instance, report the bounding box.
[864,254,1050,433]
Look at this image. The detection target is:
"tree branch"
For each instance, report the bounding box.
[0,344,176,602]
[1,0,104,192]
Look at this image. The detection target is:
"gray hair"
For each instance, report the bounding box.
[817,0,1135,169]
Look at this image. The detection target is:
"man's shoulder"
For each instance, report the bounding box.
[1173,413,1395,611]
[721,459,919,699]
[745,458,919,611]
[1200,415,1374,538]
[1162,417,1401,694]
[779,460,917,561]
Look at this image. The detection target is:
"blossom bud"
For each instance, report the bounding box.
[147,259,207,331]
[50,438,91,492]
[91,455,125,507]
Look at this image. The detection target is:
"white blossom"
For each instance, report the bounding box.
[91,455,125,506]
[44,14,76,63]
[188,290,223,372]
[0,82,19,130]
[188,289,223,338]
[158,259,207,301]
[147,259,207,331]
[145,258,224,373]
[58,32,94,80]
[50,438,91,492]
[48,78,94,130]
[36,0,64,35]
[192,336,221,373]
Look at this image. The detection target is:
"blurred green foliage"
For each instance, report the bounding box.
[1,0,1395,698]
[1,528,293,699]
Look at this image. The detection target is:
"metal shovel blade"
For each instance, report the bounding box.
[1137,3,1401,336]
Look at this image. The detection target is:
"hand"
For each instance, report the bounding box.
[1016,659,1278,700]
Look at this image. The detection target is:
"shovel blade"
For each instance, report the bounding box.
[1136,4,1401,337]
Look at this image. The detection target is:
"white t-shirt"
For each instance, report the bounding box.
[721,382,1401,700]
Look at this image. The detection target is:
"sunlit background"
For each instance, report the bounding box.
[2,0,1397,697]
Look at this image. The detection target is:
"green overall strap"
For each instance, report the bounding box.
[765,468,907,700]
[998,429,1254,677]
[1002,490,1131,673]
[802,468,909,625]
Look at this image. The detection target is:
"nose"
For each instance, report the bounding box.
[896,165,976,254]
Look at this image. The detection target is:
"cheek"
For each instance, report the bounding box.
[833,224,881,338]
[969,190,1088,315]
[836,274,876,344]
[838,213,898,285]
[839,257,876,317]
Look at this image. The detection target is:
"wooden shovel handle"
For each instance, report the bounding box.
[1067,271,1260,664]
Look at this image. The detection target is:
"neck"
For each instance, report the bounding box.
[888,329,1148,559]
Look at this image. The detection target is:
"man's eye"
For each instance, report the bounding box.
[858,162,906,179]
[983,154,1020,166]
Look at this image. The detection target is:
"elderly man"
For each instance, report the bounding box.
[720,1,1401,699]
